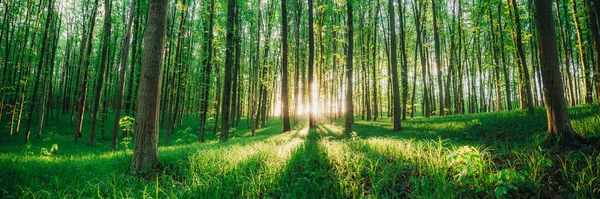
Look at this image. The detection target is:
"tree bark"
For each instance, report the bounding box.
[111,0,136,149]
[129,0,169,174]
[219,0,236,141]
[534,0,583,147]
[388,0,401,130]
[281,0,291,132]
[345,0,354,134]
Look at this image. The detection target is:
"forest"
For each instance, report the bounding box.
[1,0,600,197]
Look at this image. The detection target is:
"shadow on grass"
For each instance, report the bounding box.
[272,127,338,198]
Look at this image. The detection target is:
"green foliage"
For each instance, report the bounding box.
[0,106,599,198]
[119,116,135,134]
[489,169,527,198]
[40,144,58,156]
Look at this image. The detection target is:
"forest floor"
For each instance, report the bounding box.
[1,105,600,198]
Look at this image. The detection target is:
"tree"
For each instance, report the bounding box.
[432,0,444,116]
[345,0,354,134]
[281,0,291,132]
[89,0,113,146]
[308,0,315,128]
[510,0,534,112]
[534,0,584,146]
[129,0,169,174]
[388,0,401,131]
[111,0,136,149]
[219,0,236,141]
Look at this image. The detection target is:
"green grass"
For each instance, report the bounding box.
[1,105,600,198]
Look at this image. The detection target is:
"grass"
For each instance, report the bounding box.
[1,105,599,198]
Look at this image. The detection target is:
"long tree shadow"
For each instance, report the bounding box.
[271,127,339,198]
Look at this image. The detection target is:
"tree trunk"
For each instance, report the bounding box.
[219,0,236,141]
[571,0,593,104]
[199,0,215,142]
[345,0,354,134]
[129,0,168,174]
[281,0,291,132]
[111,0,136,149]
[511,0,534,113]
[534,0,583,147]
[89,0,112,146]
[308,0,315,128]
[388,0,401,131]
[24,0,54,142]
[432,0,444,116]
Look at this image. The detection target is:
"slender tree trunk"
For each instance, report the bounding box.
[308,0,315,128]
[24,0,54,142]
[571,0,593,104]
[219,0,236,141]
[111,0,135,149]
[199,0,215,142]
[345,0,354,134]
[388,0,401,130]
[511,0,534,112]
[89,0,113,146]
[281,0,291,131]
[432,0,444,116]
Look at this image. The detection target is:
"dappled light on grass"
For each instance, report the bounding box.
[1,106,600,197]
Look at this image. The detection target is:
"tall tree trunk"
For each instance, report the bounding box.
[111,0,136,149]
[398,0,408,120]
[388,0,401,130]
[511,0,534,112]
[24,0,54,142]
[571,0,593,104]
[586,0,600,102]
[534,0,584,147]
[432,0,444,116]
[129,0,169,174]
[281,0,291,131]
[199,0,215,142]
[75,0,100,142]
[89,0,113,146]
[345,0,354,134]
[372,0,380,121]
[308,0,315,128]
[219,0,236,141]
[415,0,429,117]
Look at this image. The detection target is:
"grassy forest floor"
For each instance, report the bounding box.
[1,105,600,198]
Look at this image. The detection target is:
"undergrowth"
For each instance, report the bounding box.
[1,105,599,198]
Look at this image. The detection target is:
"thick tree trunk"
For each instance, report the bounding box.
[129,0,168,174]
[534,0,583,147]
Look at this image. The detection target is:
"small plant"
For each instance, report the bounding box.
[122,137,132,151]
[229,127,236,134]
[40,144,58,156]
[350,132,360,140]
[119,116,135,136]
[447,146,485,181]
[489,169,527,198]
